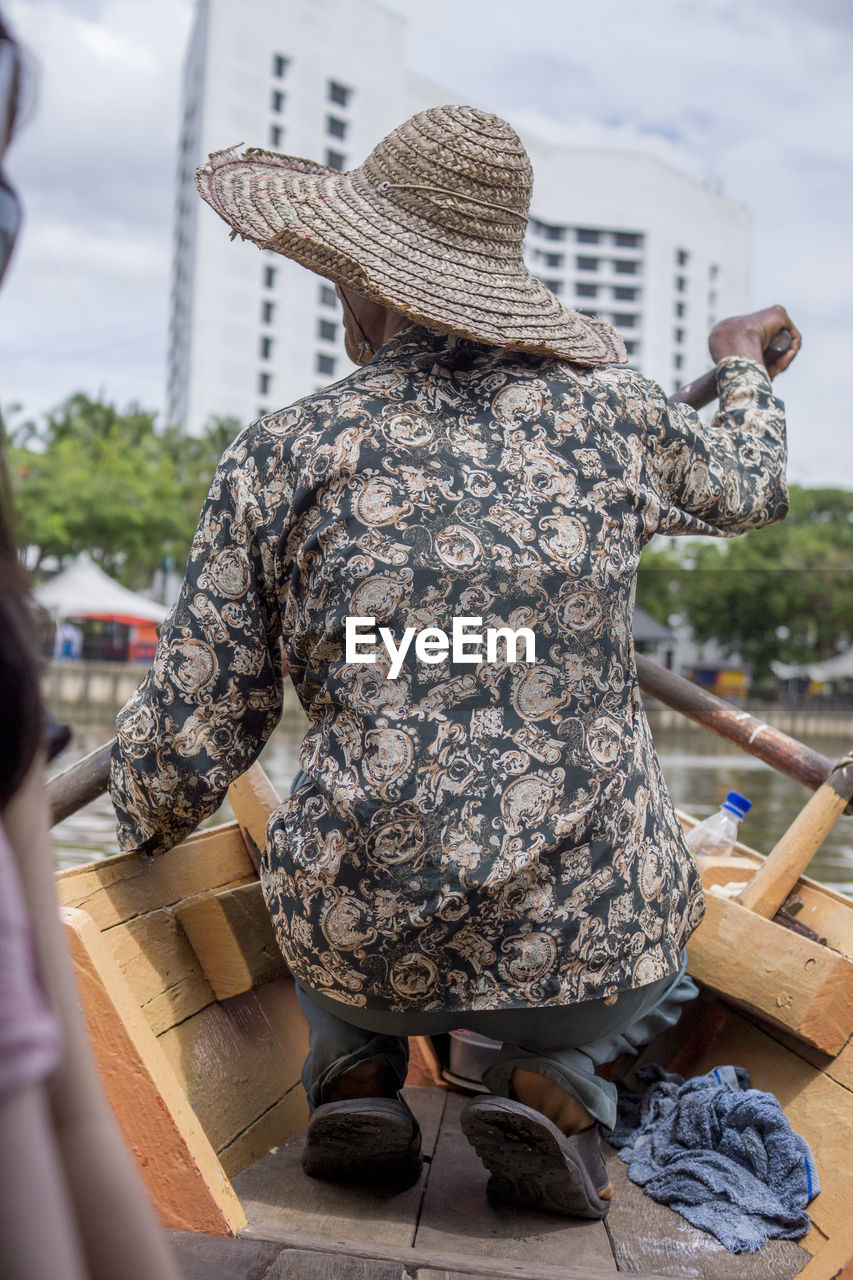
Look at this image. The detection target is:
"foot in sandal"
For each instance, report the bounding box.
[302,1060,423,1188]
[460,1068,613,1218]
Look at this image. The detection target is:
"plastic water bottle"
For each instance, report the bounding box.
[685,791,752,857]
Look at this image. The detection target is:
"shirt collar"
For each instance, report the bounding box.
[371,323,455,364]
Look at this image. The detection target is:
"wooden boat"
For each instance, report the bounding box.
[49,659,853,1280]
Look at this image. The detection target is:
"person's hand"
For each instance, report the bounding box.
[709,305,802,378]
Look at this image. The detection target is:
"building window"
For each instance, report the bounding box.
[613,286,638,301]
[269,124,283,148]
[676,248,690,266]
[258,406,270,417]
[624,340,638,356]
[262,300,275,324]
[613,259,638,275]
[316,353,336,376]
[576,282,598,298]
[576,255,599,271]
[674,327,685,344]
[272,53,289,78]
[541,278,562,294]
[613,313,637,328]
[319,284,337,307]
[614,231,642,248]
[675,275,687,292]
[576,228,600,244]
[327,115,347,139]
[325,148,346,171]
[576,307,598,319]
[318,319,337,342]
[328,80,352,106]
[674,301,686,317]
[258,371,272,395]
[271,89,285,113]
[531,219,566,241]
[709,263,719,280]
[673,353,684,370]
[708,289,717,307]
[260,336,274,359]
[538,251,563,268]
[263,265,276,289]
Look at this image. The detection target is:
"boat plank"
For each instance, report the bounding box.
[177,880,287,1000]
[413,1091,616,1271]
[265,1249,403,1279]
[56,822,255,929]
[168,1230,284,1280]
[63,905,246,1235]
[219,1084,309,1178]
[236,1224,674,1279]
[687,892,853,1054]
[157,977,308,1154]
[602,1141,810,1278]
[695,855,853,957]
[104,906,214,1035]
[754,1024,853,1096]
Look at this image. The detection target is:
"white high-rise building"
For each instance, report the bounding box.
[168,0,750,432]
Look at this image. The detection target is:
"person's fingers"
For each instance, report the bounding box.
[762,306,801,378]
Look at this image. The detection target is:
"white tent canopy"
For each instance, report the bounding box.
[772,648,853,683]
[34,552,168,625]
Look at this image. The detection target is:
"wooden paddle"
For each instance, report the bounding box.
[671,327,792,409]
[737,752,853,918]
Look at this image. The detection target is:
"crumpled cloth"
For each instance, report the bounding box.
[607,1064,820,1253]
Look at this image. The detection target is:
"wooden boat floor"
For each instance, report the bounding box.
[169,1087,811,1280]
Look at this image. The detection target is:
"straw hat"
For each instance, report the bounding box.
[195,105,627,366]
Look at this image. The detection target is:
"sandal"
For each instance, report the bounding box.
[302,1094,423,1188]
[460,1095,611,1218]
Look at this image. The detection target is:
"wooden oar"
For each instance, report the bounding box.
[635,654,850,808]
[49,739,115,826]
[737,752,853,918]
[671,328,792,409]
[47,660,850,826]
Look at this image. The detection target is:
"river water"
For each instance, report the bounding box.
[50,715,853,895]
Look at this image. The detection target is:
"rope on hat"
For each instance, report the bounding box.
[376,180,527,224]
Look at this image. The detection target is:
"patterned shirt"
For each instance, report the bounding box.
[110,327,788,1013]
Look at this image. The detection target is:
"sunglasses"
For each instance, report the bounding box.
[0,38,22,285]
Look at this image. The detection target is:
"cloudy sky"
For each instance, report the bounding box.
[2,0,851,485]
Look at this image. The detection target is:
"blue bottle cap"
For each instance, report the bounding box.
[722,791,751,819]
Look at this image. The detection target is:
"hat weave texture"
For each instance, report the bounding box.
[195,105,627,365]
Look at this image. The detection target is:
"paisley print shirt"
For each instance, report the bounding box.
[110,327,788,1013]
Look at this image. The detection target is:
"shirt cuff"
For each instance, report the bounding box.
[714,355,773,392]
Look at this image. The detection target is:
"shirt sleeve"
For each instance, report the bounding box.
[645,356,789,538]
[109,447,284,856]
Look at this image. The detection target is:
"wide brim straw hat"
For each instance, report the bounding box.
[195,105,627,366]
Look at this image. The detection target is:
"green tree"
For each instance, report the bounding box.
[6,395,240,590]
[637,487,853,679]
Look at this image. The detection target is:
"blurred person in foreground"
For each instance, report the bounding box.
[0,16,181,1278]
[110,106,799,1216]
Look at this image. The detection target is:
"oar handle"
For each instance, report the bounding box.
[737,754,853,917]
[671,328,792,410]
[49,738,115,826]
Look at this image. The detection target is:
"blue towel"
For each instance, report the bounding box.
[607,1064,820,1253]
